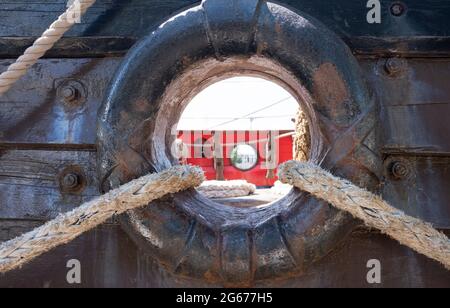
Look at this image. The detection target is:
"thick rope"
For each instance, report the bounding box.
[293,109,310,161]
[0,165,204,274]
[197,180,256,199]
[278,161,450,270]
[0,0,97,96]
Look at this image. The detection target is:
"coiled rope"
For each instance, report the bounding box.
[278,161,450,270]
[0,0,97,96]
[198,180,256,199]
[0,165,204,274]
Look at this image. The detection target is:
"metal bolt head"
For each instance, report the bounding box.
[59,166,86,194]
[56,79,86,107]
[385,58,406,76]
[61,86,78,102]
[391,162,410,180]
[391,2,406,16]
[62,173,80,189]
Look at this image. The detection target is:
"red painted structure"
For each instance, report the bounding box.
[177,130,294,187]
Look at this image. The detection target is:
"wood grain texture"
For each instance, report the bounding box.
[0,225,448,287]
[0,37,136,58]
[0,0,199,37]
[382,156,450,229]
[1,0,450,38]
[360,59,450,154]
[0,149,99,220]
[0,58,121,145]
[0,56,449,226]
[3,58,450,151]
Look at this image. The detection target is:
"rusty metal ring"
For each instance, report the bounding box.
[97,0,380,286]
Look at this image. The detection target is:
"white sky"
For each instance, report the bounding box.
[177,77,299,131]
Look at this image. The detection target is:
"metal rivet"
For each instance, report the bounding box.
[391,2,406,17]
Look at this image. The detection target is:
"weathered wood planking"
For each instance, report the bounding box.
[0,225,448,287]
[1,0,450,39]
[2,36,450,59]
[383,104,450,153]
[0,58,121,145]
[0,149,99,220]
[0,37,136,58]
[2,58,450,152]
[0,220,43,242]
[364,59,450,108]
[361,59,450,154]
[0,56,450,226]
[0,224,141,288]
[0,0,199,38]
[1,150,447,227]
[347,36,450,58]
[2,2,450,58]
[382,156,450,229]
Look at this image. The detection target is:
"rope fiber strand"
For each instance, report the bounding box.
[0,165,204,274]
[0,0,97,96]
[278,160,450,270]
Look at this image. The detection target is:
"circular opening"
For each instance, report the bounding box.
[149,56,323,220]
[175,76,309,207]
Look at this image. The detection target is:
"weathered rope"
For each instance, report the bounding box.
[197,180,256,199]
[278,161,450,270]
[0,0,97,96]
[293,109,310,161]
[1,162,448,274]
[0,165,204,274]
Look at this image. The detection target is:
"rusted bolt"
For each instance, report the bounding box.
[56,79,87,107]
[59,166,86,193]
[390,2,406,17]
[62,173,80,189]
[391,161,410,180]
[384,58,406,76]
[61,86,79,102]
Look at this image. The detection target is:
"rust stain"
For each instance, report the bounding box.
[113,149,135,183]
[256,41,268,55]
[203,269,220,283]
[275,22,282,35]
[313,62,349,105]
[312,62,350,120]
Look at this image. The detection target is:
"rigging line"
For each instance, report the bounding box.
[182,114,296,120]
[206,96,294,130]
